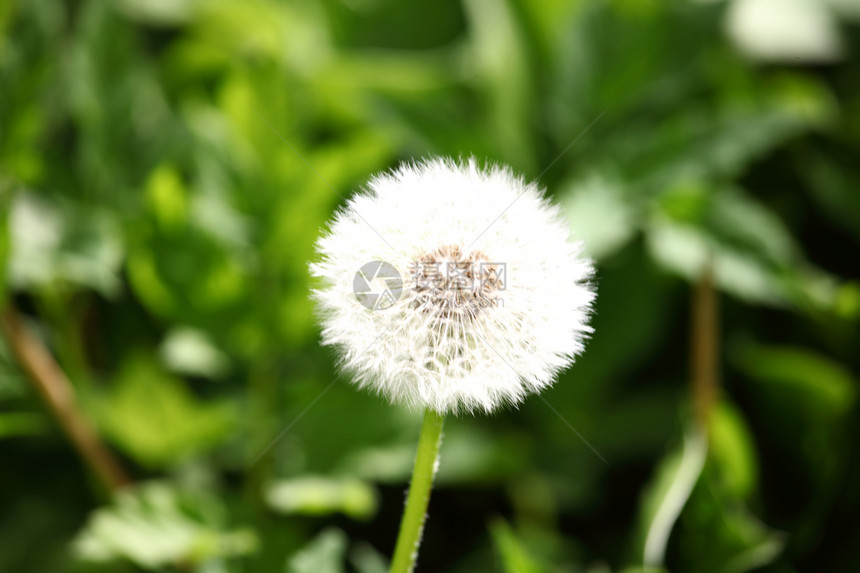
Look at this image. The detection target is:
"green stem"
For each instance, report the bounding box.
[390,408,445,573]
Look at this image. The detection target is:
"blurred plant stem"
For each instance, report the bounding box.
[1,305,130,492]
[691,265,719,431]
[390,409,445,573]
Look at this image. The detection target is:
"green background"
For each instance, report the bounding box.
[1,0,859,571]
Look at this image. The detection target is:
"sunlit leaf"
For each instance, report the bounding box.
[265,476,378,520]
[726,0,844,63]
[73,481,257,569]
[160,327,231,379]
[7,193,124,297]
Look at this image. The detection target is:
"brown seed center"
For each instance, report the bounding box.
[409,245,504,319]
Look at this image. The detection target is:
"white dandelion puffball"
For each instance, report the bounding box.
[310,158,595,414]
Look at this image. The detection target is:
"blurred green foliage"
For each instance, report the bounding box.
[1,0,859,572]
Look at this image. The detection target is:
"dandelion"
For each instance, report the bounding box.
[310,157,595,573]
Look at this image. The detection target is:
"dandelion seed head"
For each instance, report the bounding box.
[310,157,595,414]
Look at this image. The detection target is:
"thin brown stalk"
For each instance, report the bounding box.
[1,305,130,491]
[691,265,719,431]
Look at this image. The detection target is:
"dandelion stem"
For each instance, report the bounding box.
[390,408,445,573]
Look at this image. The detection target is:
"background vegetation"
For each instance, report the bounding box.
[1,0,859,571]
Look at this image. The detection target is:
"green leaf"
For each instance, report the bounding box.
[637,429,707,569]
[490,519,548,573]
[734,343,856,417]
[677,470,786,573]
[287,528,347,573]
[160,327,231,379]
[633,416,784,573]
[7,193,124,297]
[73,481,257,570]
[463,0,537,171]
[127,165,254,327]
[731,340,854,495]
[560,172,638,261]
[646,185,790,305]
[707,402,759,501]
[265,476,378,520]
[94,357,235,468]
[646,184,840,312]
[0,412,47,439]
[624,77,834,193]
[145,165,189,232]
[0,185,10,304]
